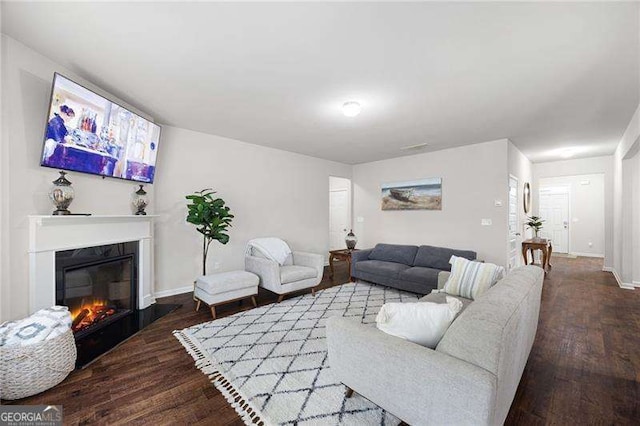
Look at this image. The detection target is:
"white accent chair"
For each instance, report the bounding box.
[245,247,324,302]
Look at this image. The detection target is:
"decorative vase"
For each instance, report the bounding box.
[345,229,357,250]
[132,185,148,215]
[49,171,74,215]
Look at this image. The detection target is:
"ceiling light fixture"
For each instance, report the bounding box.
[342,101,362,117]
[400,142,430,151]
[557,147,582,159]
[559,149,576,158]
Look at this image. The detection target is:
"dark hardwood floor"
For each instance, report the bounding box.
[4,258,640,425]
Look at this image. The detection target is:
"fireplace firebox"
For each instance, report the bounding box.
[56,242,138,339]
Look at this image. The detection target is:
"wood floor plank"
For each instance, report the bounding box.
[4,259,640,425]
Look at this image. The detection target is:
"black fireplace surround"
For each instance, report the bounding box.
[55,242,179,367]
[56,242,138,338]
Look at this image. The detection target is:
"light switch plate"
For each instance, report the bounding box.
[481,219,492,226]
[494,200,503,207]
[356,216,364,223]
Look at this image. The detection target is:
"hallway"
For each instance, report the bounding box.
[507,256,640,424]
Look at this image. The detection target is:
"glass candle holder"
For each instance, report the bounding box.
[132,185,148,215]
[49,171,74,215]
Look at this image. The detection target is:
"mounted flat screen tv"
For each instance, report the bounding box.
[41,73,161,183]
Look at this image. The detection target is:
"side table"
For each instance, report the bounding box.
[522,238,552,275]
[329,249,358,282]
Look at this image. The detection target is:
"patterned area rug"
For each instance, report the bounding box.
[174,282,419,425]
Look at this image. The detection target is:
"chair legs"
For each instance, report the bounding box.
[277,287,317,303]
[345,386,354,398]
[195,299,201,312]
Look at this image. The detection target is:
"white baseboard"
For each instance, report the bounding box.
[602,267,635,290]
[141,294,156,308]
[154,285,193,299]
[570,252,604,258]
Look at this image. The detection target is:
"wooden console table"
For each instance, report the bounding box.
[329,249,358,282]
[522,238,552,274]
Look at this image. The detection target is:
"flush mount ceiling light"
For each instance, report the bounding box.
[342,101,362,117]
[400,142,429,151]
[559,149,577,158]
[556,147,583,159]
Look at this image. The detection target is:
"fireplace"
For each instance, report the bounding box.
[30,215,179,368]
[56,242,138,340]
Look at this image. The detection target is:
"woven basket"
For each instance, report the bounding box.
[0,328,77,400]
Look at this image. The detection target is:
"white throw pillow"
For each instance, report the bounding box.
[375,297,463,348]
[444,255,505,300]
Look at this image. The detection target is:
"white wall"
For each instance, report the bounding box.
[0,36,157,321]
[352,139,510,266]
[612,103,640,286]
[533,156,614,267]
[153,126,351,297]
[508,141,533,266]
[538,174,605,257]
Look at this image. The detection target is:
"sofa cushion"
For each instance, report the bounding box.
[413,245,476,270]
[354,260,410,278]
[399,267,440,285]
[420,291,473,314]
[369,244,418,265]
[280,265,317,284]
[436,265,544,376]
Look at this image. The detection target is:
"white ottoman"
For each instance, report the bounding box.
[194,270,259,319]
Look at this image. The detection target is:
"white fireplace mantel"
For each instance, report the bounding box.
[28,215,157,313]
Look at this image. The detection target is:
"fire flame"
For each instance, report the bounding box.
[71,298,116,332]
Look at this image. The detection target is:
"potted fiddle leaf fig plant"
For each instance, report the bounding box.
[525,215,545,239]
[186,189,234,275]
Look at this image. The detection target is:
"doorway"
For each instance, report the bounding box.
[329,177,352,251]
[539,186,570,253]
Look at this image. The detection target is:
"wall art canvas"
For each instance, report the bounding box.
[381,178,442,210]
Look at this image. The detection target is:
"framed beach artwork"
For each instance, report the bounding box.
[381,178,442,211]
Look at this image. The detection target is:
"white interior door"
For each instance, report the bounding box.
[539,189,570,253]
[508,176,520,270]
[329,189,349,250]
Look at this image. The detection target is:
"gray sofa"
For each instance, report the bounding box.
[351,243,477,294]
[327,265,544,426]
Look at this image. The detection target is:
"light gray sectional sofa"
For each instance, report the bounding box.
[327,265,544,426]
[351,243,477,294]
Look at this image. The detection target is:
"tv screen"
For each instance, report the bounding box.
[41,73,161,183]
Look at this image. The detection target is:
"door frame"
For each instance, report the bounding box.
[538,184,571,254]
[508,174,520,270]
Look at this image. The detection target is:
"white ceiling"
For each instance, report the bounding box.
[2,2,639,164]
